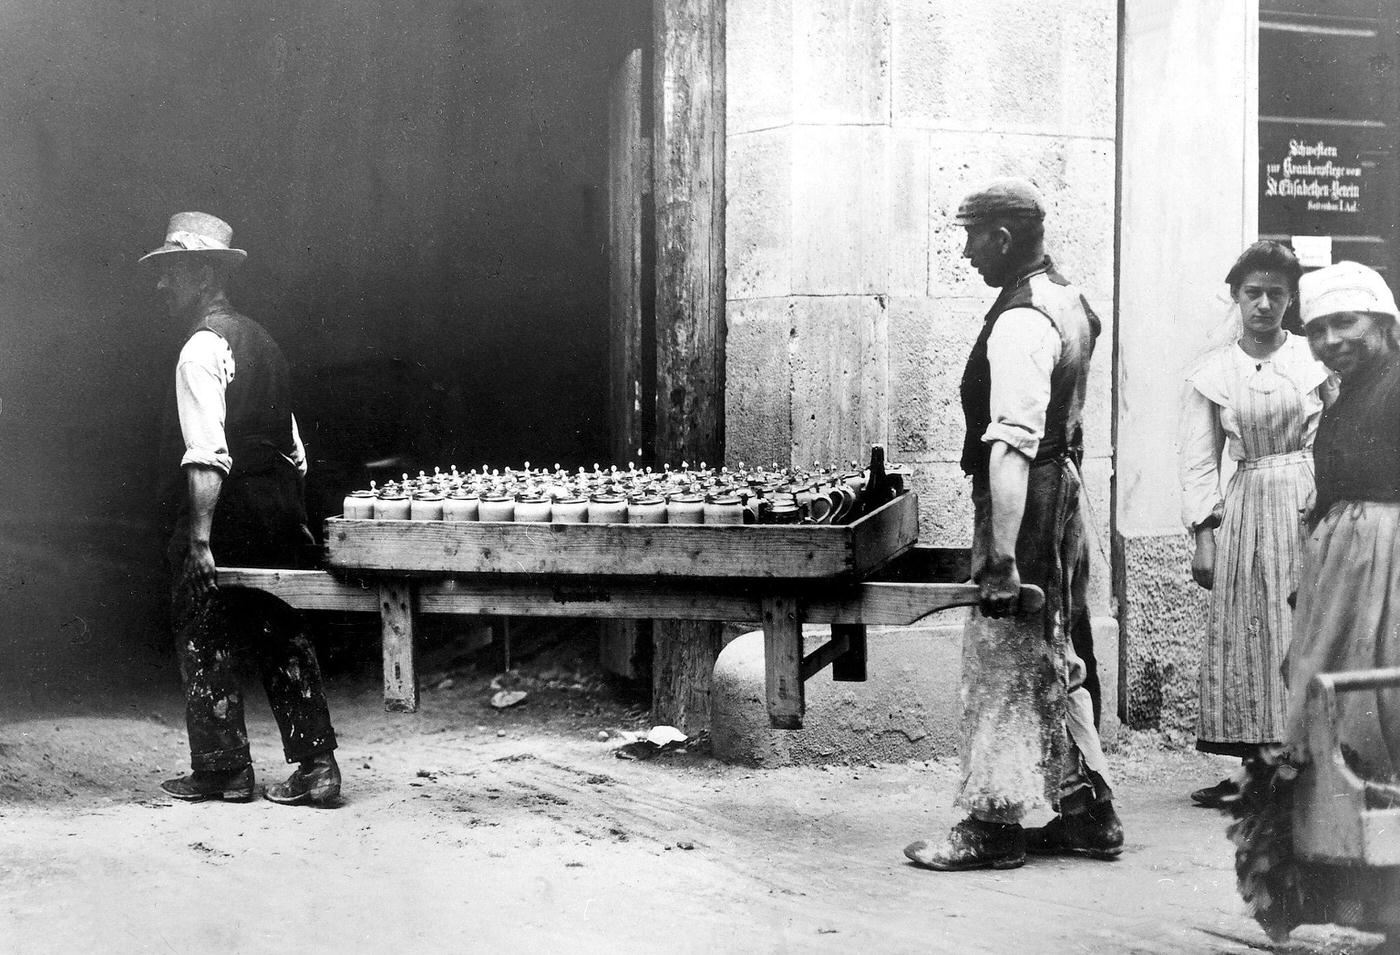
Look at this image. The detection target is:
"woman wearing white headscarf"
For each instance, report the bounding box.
[1225,260,1400,942]
[1286,260,1400,773]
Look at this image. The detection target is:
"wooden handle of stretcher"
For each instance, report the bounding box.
[1313,667,1400,694]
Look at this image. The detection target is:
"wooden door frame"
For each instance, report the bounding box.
[651,0,725,468]
[648,0,726,730]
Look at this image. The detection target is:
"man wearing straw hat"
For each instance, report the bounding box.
[142,212,342,807]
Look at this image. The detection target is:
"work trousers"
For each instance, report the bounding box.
[955,457,1112,825]
[168,466,336,773]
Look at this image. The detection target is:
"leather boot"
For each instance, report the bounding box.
[904,817,1026,871]
[1024,800,1124,859]
[265,752,342,807]
[1190,778,1238,808]
[161,765,256,802]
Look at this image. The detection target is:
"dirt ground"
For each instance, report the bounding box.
[0,635,1388,955]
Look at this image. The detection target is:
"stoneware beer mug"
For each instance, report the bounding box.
[443,489,480,522]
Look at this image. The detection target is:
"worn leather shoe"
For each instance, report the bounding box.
[1024,801,1124,860]
[265,752,342,807]
[161,766,256,803]
[904,817,1026,871]
[1190,778,1238,808]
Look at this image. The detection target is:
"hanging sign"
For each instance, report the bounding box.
[1259,128,1370,235]
[1291,235,1333,268]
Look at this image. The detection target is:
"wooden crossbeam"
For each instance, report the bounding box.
[218,568,1042,626]
[217,566,1044,727]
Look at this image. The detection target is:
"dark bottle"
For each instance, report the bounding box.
[853,444,898,521]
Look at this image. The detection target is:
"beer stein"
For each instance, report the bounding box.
[827,483,857,524]
[703,491,744,525]
[373,491,411,521]
[343,490,375,519]
[514,494,552,523]
[410,491,444,521]
[628,493,668,524]
[589,493,628,524]
[443,490,480,522]
[552,495,589,523]
[478,493,515,522]
[765,502,801,524]
[667,492,705,524]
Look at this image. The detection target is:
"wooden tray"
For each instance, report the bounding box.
[323,492,918,579]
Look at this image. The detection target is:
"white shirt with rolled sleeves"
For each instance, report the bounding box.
[175,329,307,477]
[981,307,1061,459]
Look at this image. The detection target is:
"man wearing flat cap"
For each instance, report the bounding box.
[904,178,1123,870]
[143,212,342,806]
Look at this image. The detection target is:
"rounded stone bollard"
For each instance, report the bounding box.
[710,623,977,767]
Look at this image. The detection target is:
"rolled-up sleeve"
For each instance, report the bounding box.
[1178,384,1225,530]
[176,330,235,475]
[982,307,1060,458]
[289,413,308,477]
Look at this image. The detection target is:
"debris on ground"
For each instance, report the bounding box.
[613,725,697,761]
[490,690,528,709]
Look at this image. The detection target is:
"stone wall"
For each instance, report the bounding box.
[720,0,1120,755]
[725,0,1117,602]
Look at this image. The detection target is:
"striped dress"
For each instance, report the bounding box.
[1179,335,1332,752]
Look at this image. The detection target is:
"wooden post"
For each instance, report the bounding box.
[608,46,649,467]
[648,0,726,731]
[652,0,725,463]
[601,47,653,681]
[762,594,804,729]
[830,624,868,682]
[379,580,418,712]
[649,0,726,732]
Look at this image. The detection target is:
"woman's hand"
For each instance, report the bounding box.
[1191,528,1216,590]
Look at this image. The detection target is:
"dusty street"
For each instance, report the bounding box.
[0,649,1386,955]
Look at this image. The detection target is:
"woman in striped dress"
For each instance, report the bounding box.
[1179,241,1334,807]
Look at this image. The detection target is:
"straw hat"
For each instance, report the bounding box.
[139,211,247,268]
[1299,260,1398,327]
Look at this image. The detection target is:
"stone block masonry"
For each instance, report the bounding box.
[721,0,1121,762]
[724,0,1116,588]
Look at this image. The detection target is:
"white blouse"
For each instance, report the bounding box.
[1178,334,1333,529]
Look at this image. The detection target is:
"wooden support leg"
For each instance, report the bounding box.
[762,593,804,729]
[379,580,418,713]
[830,624,867,682]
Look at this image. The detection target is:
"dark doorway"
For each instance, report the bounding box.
[0,0,651,693]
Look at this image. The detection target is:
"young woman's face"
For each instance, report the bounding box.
[1305,310,1393,378]
[1233,269,1291,339]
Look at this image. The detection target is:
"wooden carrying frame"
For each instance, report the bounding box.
[220,496,1047,730]
[322,492,920,579]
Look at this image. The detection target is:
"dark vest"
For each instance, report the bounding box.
[165,307,298,481]
[1312,349,1400,524]
[959,257,1100,477]
[159,307,309,565]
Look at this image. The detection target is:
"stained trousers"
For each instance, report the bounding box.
[168,466,336,773]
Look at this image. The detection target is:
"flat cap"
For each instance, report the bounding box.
[955,177,1047,224]
[1299,260,1399,326]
